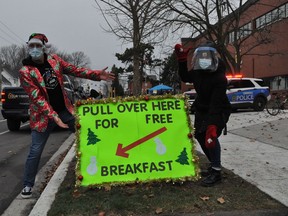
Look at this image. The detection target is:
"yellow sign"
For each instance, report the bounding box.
[75,95,199,187]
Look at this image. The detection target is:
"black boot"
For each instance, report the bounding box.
[200,166,212,177]
[201,168,221,187]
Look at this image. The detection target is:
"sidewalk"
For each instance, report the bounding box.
[3,110,288,216]
[220,111,288,207]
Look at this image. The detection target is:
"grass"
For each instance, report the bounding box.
[47,153,285,216]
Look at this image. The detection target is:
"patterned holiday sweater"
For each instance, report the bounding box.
[19,54,101,132]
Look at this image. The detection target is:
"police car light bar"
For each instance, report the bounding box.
[226,74,243,78]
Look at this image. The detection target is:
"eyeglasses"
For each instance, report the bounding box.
[28,43,43,48]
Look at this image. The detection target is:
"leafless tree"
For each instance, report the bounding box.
[162,0,279,73]
[69,51,91,68]
[0,44,91,89]
[94,0,168,95]
[0,44,27,77]
[54,49,91,87]
[56,50,91,68]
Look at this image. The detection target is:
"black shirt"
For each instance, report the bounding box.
[30,58,66,113]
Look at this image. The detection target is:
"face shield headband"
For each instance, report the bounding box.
[191,46,219,73]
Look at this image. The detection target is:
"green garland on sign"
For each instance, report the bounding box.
[74,94,200,188]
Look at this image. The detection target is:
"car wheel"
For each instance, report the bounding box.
[7,119,21,131]
[253,97,266,111]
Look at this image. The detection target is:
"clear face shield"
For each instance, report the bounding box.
[191,47,219,73]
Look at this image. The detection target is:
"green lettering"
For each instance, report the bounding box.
[150,162,158,172]
[167,114,173,123]
[151,101,160,111]
[125,164,134,174]
[142,162,149,173]
[110,165,118,175]
[158,161,166,171]
[140,103,148,112]
[82,107,90,116]
[175,100,181,109]
[167,101,174,110]
[118,164,125,175]
[133,163,142,173]
[166,160,173,170]
[101,166,109,176]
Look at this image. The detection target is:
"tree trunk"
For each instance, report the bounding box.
[133,55,142,96]
[132,11,142,96]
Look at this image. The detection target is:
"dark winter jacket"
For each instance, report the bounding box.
[178,59,231,135]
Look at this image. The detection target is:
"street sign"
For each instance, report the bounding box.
[75,95,199,187]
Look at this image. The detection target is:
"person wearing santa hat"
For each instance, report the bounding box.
[20,33,115,198]
[174,41,231,187]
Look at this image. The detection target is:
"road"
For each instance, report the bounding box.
[0,115,72,215]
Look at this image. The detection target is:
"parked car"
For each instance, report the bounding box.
[1,74,80,131]
[63,74,79,104]
[1,87,30,131]
[183,89,197,114]
[184,76,271,113]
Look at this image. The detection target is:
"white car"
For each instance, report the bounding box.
[184,76,271,113]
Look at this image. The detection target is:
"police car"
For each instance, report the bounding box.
[184,76,271,112]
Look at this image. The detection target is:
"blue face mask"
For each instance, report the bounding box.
[28,47,44,60]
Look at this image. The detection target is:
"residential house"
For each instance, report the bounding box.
[0,67,20,91]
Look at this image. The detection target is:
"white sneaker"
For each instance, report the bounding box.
[21,186,32,199]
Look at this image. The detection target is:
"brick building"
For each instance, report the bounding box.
[181,0,288,92]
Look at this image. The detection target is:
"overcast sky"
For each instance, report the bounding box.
[0,0,135,69]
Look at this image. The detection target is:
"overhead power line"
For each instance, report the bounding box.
[0,34,15,44]
[0,19,25,45]
[0,27,21,45]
